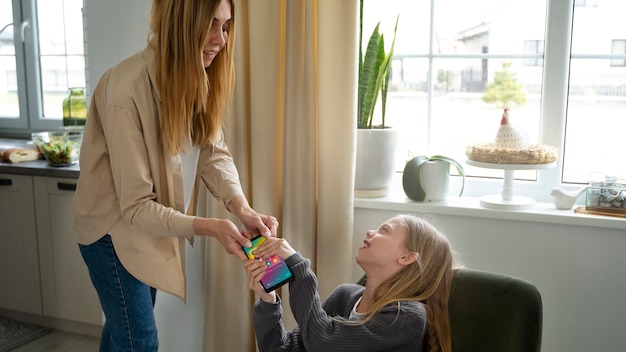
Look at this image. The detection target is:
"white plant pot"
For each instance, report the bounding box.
[354,128,399,197]
[420,160,450,202]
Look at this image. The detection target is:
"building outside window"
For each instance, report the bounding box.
[610,39,626,67]
[524,40,545,67]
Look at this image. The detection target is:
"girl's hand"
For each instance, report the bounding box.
[243,259,277,303]
[253,236,296,261]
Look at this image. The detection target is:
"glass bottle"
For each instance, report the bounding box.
[62,87,87,126]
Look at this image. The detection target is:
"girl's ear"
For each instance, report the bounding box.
[399,252,419,266]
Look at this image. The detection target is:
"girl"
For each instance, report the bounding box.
[244,215,454,352]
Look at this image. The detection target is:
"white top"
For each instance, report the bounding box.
[181,142,201,213]
[349,296,367,320]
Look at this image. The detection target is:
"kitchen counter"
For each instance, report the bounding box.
[0,138,79,178]
[0,159,79,178]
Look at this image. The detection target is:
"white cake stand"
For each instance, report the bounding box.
[465,159,556,210]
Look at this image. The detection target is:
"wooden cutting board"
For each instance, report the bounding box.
[574,206,626,219]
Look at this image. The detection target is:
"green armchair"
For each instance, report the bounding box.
[449,268,542,352]
[356,268,543,352]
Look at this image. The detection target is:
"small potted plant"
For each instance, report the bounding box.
[402,155,465,202]
[354,0,400,197]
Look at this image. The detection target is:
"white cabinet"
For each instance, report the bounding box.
[33,176,102,326]
[0,173,42,315]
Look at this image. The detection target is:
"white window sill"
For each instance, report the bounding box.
[354,194,626,231]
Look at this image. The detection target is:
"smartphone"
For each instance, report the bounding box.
[242,235,294,292]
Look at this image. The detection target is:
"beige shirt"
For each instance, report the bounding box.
[73,45,244,301]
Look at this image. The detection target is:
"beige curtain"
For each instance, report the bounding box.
[201,1,358,351]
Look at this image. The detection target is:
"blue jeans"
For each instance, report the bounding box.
[79,234,159,352]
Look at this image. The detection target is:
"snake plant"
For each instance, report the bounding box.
[358,0,399,129]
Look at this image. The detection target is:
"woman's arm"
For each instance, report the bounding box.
[191,129,279,259]
[227,195,278,238]
[197,131,279,253]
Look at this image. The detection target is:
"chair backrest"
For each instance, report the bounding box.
[449,268,543,352]
[356,268,543,352]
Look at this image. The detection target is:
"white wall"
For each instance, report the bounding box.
[83,0,151,96]
[353,206,626,352]
[83,2,204,351]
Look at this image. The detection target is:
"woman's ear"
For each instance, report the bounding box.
[398,252,419,266]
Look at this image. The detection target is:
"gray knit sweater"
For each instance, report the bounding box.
[252,253,426,352]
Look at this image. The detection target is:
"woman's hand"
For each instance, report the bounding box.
[252,236,296,261]
[228,196,279,238]
[193,217,250,261]
[244,258,277,303]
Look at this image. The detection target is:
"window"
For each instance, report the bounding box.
[574,0,598,7]
[0,0,85,135]
[524,40,545,67]
[566,0,626,183]
[610,40,626,67]
[363,0,626,201]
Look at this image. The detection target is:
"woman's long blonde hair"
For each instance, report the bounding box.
[149,0,236,154]
[358,215,453,352]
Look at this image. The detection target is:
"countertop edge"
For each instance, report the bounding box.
[0,160,79,179]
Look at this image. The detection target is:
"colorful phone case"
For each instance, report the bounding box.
[243,236,294,292]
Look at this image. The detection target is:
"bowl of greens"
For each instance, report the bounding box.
[32,130,83,167]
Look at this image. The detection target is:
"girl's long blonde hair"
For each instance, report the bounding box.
[357,215,453,352]
[149,0,236,154]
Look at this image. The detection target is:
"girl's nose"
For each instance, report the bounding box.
[366,230,374,238]
[210,29,226,45]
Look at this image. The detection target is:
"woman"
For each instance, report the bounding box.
[244,215,454,352]
[73,0,276,350]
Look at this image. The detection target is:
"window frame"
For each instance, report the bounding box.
[0,0,71,136]
[529,0,572,198]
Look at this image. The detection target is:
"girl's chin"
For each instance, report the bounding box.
[203,54,215,67]
[355,253,363,265]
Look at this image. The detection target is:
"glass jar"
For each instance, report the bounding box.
[62,87,87,126]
